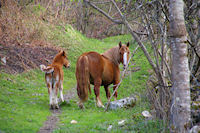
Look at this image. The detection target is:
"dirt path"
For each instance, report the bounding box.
[38,88,77,133]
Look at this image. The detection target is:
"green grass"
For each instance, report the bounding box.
[52,35,164,133]
[0,24,164,133]
[0,71,50,133]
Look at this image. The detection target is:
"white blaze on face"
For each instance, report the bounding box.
[123,52,128,67]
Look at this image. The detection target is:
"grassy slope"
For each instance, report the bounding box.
[0,11,162,133]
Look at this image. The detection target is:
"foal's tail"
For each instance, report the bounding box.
[40,64,54,73]
[76,55,90,102]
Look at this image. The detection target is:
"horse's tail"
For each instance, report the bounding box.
[76,55,90,102]
[40,64,54,74]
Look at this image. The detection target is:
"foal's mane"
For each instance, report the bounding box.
[102,46,120,65]
[52,52,62,63]
[52,51,66,65]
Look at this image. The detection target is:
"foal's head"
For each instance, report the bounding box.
[119,41,130,69]
[54,50,70,68]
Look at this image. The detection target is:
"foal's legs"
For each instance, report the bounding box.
[52,88,59,109]
[46,76,54,109]
[51,82,59,109]
[104,85,110,100]
[47,84,53,108]
[48,86,59,109]
[59,80,64,102]
[94,78,104,108]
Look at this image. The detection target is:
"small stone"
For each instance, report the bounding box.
[107,125,112,131]
[1,57,6,65]
[70,120,77,124]
[118,120,125,126]
[142,110,152,118]
[189,125,200,133]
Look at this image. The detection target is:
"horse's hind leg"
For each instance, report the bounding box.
[55,86,59,109]
[59,80,64,102]
[52,88,59,109]
[77,84,84,109]
[47,84,54,109]
[51,82,59,109]
[104,85,110,100]
[94,79,104,108]
[78,100,84,109]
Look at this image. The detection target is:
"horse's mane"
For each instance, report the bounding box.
[52,52,62,63]
[102,46,120,65]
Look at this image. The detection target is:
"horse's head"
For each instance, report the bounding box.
[119,41,130,69]
[59,50,70,68]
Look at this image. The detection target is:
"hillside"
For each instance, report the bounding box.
[0,3,163,133]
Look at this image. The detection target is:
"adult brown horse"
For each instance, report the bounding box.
[40,50,70,109]
[76,42,130,108]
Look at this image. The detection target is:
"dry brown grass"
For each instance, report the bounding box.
[0,1,51,46]
[0,2,60,73]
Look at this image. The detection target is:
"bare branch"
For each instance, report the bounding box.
[83,0,123,24]
[187,39,200,59]
[92,1,111,4]
[157,50,171,78]
[111,0,159,76]
[105,45,139,111]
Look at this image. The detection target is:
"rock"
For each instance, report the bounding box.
[1,56,6,65]
[189,125,200,133]
[105,96,136,110]
[107,125,112,131]
[142,110,152,118]
[118,120,125,126]
[70,120,77,124]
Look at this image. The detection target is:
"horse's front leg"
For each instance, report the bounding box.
[113,80,119,101]
[59,80,64,102]
[104,85,110,100]
[94,79,104,108]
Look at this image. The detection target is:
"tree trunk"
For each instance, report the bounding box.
[169,0,191,132]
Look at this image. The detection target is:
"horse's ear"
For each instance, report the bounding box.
[62,51,65,56]
[119,41,122,48]
[127,42,130,47]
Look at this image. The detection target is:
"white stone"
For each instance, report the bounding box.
[107,125,112,131]
[105,96,136,110]
[1,57,6,65]
[118,120,125,126]
[142,110,152,118]
[70,120,78,124]
[189,125,200,133]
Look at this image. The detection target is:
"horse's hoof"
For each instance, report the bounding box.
[101,105,105,108]
[55,104,59,109]
[78,104,84,109]
[50,105,54,110]
[97,103,105,108]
